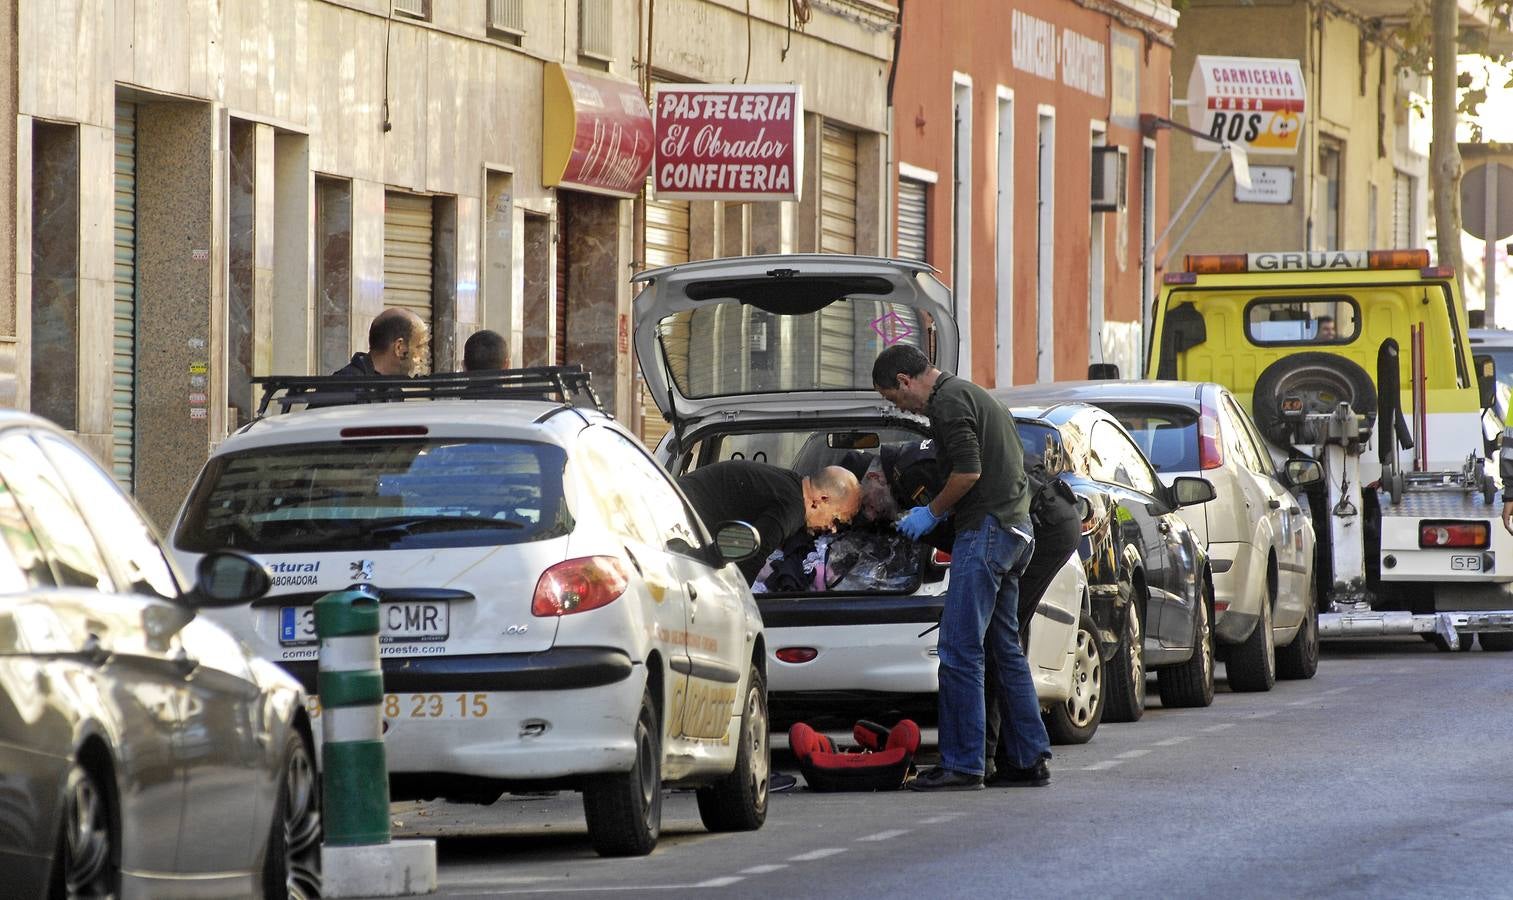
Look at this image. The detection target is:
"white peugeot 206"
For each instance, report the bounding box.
[170,369,769,857]
[634,254,1102,745]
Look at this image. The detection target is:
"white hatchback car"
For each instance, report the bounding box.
[1003,380,1323,691]
[634,255,1101,744]
[170,370,768,857]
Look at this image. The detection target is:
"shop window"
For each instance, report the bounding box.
[30,122,80,432]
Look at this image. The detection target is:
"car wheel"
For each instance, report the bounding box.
[1102,593,1145,723]
[51,762,117,900]
[583,687,662,857]
[1478,632,1513,652]
[1045,618,1104,744]
[1158,585,1215,708]
[263,730,323,900]
[1276,593,1320,680]
[1226,576,1277,692]
[696,665,769,832]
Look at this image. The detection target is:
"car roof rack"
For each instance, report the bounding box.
[252,365,605,417]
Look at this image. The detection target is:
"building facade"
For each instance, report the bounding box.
[890,0,1178,386]
[1167,0,1432,268]
[5,0,896,526]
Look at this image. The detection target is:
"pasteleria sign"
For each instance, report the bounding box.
[653,84,803,201]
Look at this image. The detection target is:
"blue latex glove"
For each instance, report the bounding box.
[897,505,944,540]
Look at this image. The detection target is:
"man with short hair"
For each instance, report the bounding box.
[333,308,429,377]
[872,343,1051,791]
[1314,315,1336,341]
[463,329,508,372]
[678,460,862,584]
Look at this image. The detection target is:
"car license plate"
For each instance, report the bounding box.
[308,692,493,721]
[278,602,449,644]
[1450,554,1482,572]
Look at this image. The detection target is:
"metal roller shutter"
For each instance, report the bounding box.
[383,191,434,369]
[112,101,137,490]
[817,123,859,387]
[1392,171,1413,249]
[556,207,569,364]
[897,177,927,262]
[640,194,690,446]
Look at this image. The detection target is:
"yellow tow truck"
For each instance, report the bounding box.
[1146,249,1513,651]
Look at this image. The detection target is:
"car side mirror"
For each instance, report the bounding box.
[1170,476,1216,507]
[190,551,272,607]
[713,520,762,564]
[1282,457,1323,488]
[1475,354,1497,410]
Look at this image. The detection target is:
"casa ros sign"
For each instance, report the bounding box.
[1186,56,1306,155]
[653,85,803,201]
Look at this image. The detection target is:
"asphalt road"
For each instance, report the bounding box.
[393,636,1513,899]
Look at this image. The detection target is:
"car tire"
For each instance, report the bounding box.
[1158,586,1215,708]
[1102,595,1146,723]
[1276,593,1320,680]
[262,729,323,900]
[1226,578,1277,692]
[50,761,117,900]
[696,665,770,832]
[1045,617,1104,744]
[1478,632,1513,652]
[1252,352,1378,447]
[583,687,662,857]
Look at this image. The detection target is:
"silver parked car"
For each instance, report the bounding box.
[0,412,320,899]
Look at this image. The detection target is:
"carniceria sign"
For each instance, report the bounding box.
[1186,56,1306,155]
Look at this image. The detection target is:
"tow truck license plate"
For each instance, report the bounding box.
[279,603,449,644]
[1450,555,1481,572]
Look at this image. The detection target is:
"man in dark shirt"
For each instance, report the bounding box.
[333,307,429,377]
[873,344,1051,791]
[678,460,862,584]
[463,328,508,371]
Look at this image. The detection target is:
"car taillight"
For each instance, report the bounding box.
[932,549,951,567]
[775,647,818,664]
[1198,396,1224,471]
[531,556,631,616]
[1419,522,1489,549]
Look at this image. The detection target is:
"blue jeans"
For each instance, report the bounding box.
[936,516,1052,775]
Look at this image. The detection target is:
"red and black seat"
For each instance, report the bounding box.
[788,719,921,792]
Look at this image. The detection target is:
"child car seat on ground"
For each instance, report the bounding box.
[788,719,921,792]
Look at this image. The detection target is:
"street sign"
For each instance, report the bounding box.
[1235,166,1294,204]
[1461,162,1513,242]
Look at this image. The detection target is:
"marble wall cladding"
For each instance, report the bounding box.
[314,176,353,374]
[0,0,17,340]
[431,195,458,372]
[135,101,217,529]
[562,192,621,416]
[520,212,551,368]
[349,178,388,350]
[272,132,314,376]
[29,123,80,432]
[482,172,513,353]
[228,120,256,426]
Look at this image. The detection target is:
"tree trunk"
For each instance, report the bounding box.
[1430,0,1465,293]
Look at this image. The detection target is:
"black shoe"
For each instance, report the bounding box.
[907,767,984,792]
[769,772,799,793]
[985,756,1050,788]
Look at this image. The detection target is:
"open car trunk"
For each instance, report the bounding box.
[632,255,958,435]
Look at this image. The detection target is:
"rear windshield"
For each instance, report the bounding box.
[175,439,570,553]
[1098,404,1199,472]
[657,297,939,398]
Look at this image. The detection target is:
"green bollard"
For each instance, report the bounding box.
[315,587,391,847]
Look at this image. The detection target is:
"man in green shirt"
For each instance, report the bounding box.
[873,344,1051,791]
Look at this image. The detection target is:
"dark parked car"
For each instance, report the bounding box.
[995,395,1218,722]
[0,412,319,899]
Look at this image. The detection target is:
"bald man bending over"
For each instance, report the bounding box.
[333,307,430,377]
[678,461,862,584]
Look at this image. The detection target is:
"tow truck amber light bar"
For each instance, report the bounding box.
[1180,249,1432,275]
[1419,521,1490,550]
